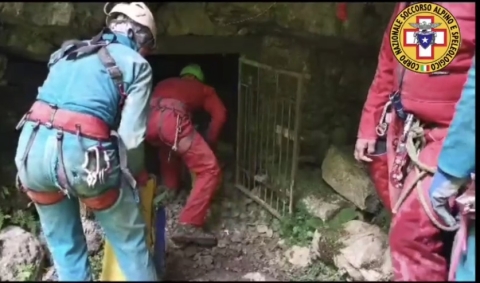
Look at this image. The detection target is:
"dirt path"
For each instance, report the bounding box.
[164,184,291,281]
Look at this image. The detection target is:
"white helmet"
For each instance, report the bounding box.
[104,2,157,48]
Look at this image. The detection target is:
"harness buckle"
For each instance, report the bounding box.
[56,129,64,140]
[45,105,59,129]
[15,111,31,131]
[106,66,123,81]
[32,121,40,130]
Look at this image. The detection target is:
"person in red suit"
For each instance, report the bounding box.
[354,2,476,281]
[146,64,226,246]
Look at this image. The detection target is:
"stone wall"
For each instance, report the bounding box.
[0,2,395,59]
[0,1,395,196]
[253,35,381,165]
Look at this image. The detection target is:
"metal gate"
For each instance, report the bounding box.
[234,56,309,218]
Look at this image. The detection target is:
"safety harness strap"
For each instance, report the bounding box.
[111,131,138,200]
[16,30,131,208]
[51,30,128,111]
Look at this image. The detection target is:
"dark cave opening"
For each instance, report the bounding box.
[0,51,241,185]
[145,53,240,179]
[0,52,48,173]
[146,53,239,144]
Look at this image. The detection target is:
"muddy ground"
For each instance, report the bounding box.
[162,166,341,282]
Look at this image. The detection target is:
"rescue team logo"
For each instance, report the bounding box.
[390,3,461,74]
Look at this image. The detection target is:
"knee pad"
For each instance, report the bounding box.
[80,188,120,211]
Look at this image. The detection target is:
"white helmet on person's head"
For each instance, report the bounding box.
[104,2,157,49]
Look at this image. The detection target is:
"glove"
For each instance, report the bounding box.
[429,169,466,227]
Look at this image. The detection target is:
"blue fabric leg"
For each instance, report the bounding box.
[35,198,91,281]
[455,223,476,281]
[94,184,158,281]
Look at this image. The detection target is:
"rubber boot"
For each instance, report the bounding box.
[171,224,218,247]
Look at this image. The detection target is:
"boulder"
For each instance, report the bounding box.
[0,226,45,281]
[321,145,380,213]
[284,245,311,268]
[82,217,104,255]
[301,194,345,222]
[42,266,58,281]
[333,220,392,281]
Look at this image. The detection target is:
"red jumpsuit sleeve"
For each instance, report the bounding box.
[202,86,227,143]
[357,4,400,139]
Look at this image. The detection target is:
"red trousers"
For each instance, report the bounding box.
[385,115,451,281]
[146,104,221,227]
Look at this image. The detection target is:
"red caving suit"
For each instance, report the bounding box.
[357,3,475,281]
[146,77,227,227]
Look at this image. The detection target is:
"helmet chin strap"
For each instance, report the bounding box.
[127,29,142,51]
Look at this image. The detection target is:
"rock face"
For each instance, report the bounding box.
[0,2,395,169]
[82,217,104,255]
[42,266,58,282]
[321,145,380,213]
[0,2,394,60]
[301,194,345,222]
[0,226,45,281]
[332,220,392,281]
[284,246,312,268]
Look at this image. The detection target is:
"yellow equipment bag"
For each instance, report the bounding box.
[100,176,158,281]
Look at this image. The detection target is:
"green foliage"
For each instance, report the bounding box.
[16,264,36,281]
[90,248,104,281]
[0,186,40,235]
[280,205,322,246]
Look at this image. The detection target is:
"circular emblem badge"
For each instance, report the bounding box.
[390,3,461,74]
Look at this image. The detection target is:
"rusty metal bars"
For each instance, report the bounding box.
[234,57,308,218]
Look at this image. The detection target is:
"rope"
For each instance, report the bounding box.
[392,119,460,232]
[376,101,391,137]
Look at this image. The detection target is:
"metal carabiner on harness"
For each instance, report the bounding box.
[390,114,415,187]
[168,115,182,162]
[44,104,59,129]
[82,146,110,188]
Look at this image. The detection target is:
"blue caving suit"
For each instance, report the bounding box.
[14,32,158,281]
[430,58,476,281]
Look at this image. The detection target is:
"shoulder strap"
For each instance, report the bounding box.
[397,65,407,93]
[97,47,123,87]
[97,46,128,113]
[49,30,128,115]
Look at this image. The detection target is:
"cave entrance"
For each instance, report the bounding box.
[146,53,309,218]
[144,53,240,185]
[234,57,309,218]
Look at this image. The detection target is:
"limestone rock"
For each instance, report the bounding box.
[333,220,392,281]
[0,2,74,26]
[42,266,58,281]
[82,218,104,255]
[0,226,45,281]
[0,2,393,60]
[242,272,277,281]
[301,194,345,222]
[284,245,311,268]
[321,145,380,212]
[156,3,235,36]
[309,229,323,260]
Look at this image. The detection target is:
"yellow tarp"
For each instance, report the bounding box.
[100,176,157,281]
